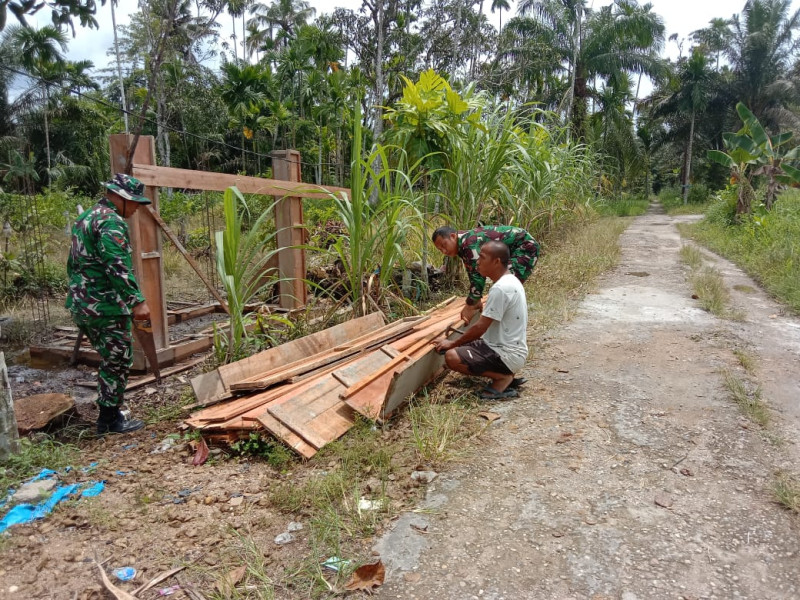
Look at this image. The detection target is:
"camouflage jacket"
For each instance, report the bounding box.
[65,198,145,317]
[458,225,540,304]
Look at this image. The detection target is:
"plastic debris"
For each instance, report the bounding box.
[274,532,295,545]
[113,567,136,582]
[0,484,80,533]
[321,556,351,572]
[358,498,384,511]
[81,482,105,498]
[287,521,303,532]
[151,436,179,454]
[158,585,181,596]
[0,467,105,533]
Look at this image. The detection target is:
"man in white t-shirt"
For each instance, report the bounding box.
[434,241,529,400]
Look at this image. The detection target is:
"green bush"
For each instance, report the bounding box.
[0,189,87,231]
[688,183,711,204]
[592,194,649,217]
[683,189,800,313]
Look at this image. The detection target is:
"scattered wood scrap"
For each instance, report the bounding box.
[185,298,464,457]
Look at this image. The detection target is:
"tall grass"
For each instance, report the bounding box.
[682,188,800,313]
[214,187,290,362]
[322,104,423,315]
[432,104,598,240]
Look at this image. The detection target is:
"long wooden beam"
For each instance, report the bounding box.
[131,164,350,199]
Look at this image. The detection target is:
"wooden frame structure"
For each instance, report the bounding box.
[31,135,349,373]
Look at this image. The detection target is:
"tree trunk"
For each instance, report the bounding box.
[44,86,51,187]
[110,0,129,132]
[565,5,582,140]
[0,352,20,460]
[683,109,695,205]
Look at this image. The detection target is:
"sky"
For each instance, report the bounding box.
[26,0,800,88]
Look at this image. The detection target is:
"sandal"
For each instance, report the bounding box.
[479,387,520,400]
[508,377,527,389]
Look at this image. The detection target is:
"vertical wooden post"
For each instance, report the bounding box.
[0,352,20,459]
[109,134,169,360]
[271,150,307,309]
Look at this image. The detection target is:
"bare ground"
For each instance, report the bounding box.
[374,204,800,600]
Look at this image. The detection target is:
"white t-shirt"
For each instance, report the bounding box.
[481,272,529,372]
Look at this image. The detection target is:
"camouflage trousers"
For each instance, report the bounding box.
[510,240,539,283]
[72,314,133,408]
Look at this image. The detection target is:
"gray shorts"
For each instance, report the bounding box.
[455,339,513,376]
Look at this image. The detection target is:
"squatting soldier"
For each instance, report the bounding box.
[66,173,152,435]
[432,225,540,324]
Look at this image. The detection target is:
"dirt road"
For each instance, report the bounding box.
[375,205,800,600]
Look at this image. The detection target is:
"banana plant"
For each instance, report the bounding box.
[708,102,800,214]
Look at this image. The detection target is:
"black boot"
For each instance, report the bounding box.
[96,405,144,435]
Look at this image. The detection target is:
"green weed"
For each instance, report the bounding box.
[679,244,704,270]
[771,471,800,514]
[230,433,294,469]
[722,369,769,427]
[682,189,800,314]
[408,389,471,465]
[0,436,79,497]
[689,266,731,317]
[732,349,757,375]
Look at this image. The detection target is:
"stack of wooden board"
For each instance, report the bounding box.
[185,298,464,457]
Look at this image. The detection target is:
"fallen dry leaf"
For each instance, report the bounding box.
[477,411,501,422]
[192,436,209,466]
[556,432,574,443]
[216,565,246,596]
[344,560,385,592]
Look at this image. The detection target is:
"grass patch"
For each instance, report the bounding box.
[679,244,704,270]
[690,266,730,317]
[592,195,650,217]
[408,389,472,465]
[732,349,757,375]
[528,217,628,333]
[721,369,769,427]
[0,436,80,497]
[771,471,800,514]
[681,189,800,314]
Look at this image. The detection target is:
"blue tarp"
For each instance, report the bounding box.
[0,468,105,534]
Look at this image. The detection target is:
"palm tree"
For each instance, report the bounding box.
[249,0,315,56]
[726,0,800,131]
[691,17,731,71]
[515,0,666,140]
[7,25,69,186]
[491,0,510,33]
[650,50,717,203]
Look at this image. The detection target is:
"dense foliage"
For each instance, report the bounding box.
[1,0,799,315]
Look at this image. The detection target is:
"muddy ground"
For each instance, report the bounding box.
[2,203,799,599]
[374,204,800,599]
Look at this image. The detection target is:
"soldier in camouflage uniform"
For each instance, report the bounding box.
[66,173,152,435]
[432,225,540,323]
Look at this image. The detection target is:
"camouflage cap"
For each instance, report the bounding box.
[103,173,151,204]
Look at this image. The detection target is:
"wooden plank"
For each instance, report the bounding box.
[131,163,350,199]
[332,316,428,351]
[256,412,318,459]
[272,150,306,309]
[268,376,355,449]
[331,351,393,388]
[230,346,361,391]
[110,134,169,352]
[381,350,447,419]
[190,312,385,403]
[229,316,426,391]
[339,328,449,399]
